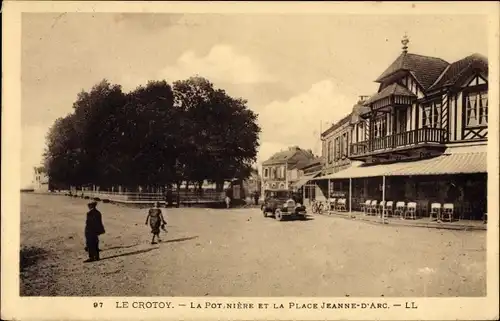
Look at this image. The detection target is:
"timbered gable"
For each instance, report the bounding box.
[462,73,488,88]
[401,73,425,99]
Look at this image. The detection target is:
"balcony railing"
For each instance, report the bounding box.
[349,127,447,157]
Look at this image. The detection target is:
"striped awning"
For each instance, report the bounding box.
[391,145,486,176]
[291,171,322,189]
[314,144,486,179]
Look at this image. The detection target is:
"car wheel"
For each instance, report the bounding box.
[262,206,268,217]
[275,209,285,221]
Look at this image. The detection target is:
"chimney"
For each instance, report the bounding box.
[358,95,369,103]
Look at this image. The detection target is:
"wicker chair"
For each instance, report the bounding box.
[369,200,378,215]
[328,198,337,213]
[429,203,442,221]
[337,198,347,212]
[363,200,371,215]
[406,202,417,220]
[384,201,394,217]
[442,203,454,222]
[394,201,406,218]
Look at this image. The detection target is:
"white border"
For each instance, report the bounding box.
[2,1,499,320]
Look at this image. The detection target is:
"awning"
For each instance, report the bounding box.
[390,145,486,176]
[317,161,415,179]
[314,144,486,180]
[291,171,322,189]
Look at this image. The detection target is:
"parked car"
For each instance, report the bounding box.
[261,189,307,221]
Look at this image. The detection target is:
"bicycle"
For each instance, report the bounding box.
[311,200,325,214]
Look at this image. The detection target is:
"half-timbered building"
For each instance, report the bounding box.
[314,36,488,220]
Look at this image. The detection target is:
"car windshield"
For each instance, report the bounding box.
[266,191,289,199]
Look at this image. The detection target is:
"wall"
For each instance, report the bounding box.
[322,121,353,174]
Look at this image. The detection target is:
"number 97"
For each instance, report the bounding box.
[94,302,103,308]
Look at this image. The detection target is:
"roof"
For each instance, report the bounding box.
[301,157,324,169]
[376,52,449,90]
[364,83,416,106]
[291,171,322,189]
[262,147,314,166]
[321,113,353,137]
[314,145,486,179]
[428,53,488,90]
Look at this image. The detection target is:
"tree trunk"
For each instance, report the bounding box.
[197,180,204,197]
[176,182,181,208]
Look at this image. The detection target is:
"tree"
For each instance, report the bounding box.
[70,79,128,186]
[124,80,177,189]
[173,77,261,191]
[44,114,83,188]
[44,76,261,193]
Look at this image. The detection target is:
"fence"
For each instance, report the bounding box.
[73,190,225,204]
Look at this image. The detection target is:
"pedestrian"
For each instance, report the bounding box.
[225,195,231,209]
[145,201,167,244]
[253,192,259,206]
[84,201,105,263]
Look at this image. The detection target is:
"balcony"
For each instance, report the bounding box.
[349,127,448,160]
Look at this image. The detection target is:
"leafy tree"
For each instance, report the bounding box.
[124,80,176,189]
[44,114,82,187]
[44,76,261,194]
[173,77,261,191]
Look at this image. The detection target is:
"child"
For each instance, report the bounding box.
[145,202,167,244]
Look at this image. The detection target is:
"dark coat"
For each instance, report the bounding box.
[85,208,105,236]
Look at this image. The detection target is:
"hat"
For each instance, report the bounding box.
[88,201,98,207]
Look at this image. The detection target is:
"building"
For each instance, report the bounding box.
[289,156,324,205]
[314,36,488,220]
[318,97,371,199]
[229,168,262,201]
[261,146,316,192]
[33,166,49,192]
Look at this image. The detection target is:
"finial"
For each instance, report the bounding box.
[401,33,409,53]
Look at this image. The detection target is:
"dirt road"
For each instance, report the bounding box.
[20,193,486,297]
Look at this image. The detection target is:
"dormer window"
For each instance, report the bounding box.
[465,91,488,127]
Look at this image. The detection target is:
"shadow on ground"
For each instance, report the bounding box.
[100,248,159,261]
[101,244,141,252]
[162,236,199,243]
[20,246,48,272]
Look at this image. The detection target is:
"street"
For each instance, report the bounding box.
[20,194,486,297]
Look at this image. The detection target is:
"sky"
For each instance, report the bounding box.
[21,13,488,187]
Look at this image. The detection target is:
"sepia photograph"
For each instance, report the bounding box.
[2,1,499,320]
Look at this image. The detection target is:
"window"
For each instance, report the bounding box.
[421,102,441,128]
[342,132,348,157]
[334,137,340,160]
[359,122,365,142]
[264,168,268,178]
[465,91,488,127]
[373,116,387,138]
[327,141,333,163]
[397,109,407,133]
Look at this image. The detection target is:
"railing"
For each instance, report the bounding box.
[349,127,447,157]
[72,190,225,203]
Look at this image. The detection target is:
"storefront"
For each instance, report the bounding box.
[313,144,487,220]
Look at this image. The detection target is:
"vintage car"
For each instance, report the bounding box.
[261,189,307,221]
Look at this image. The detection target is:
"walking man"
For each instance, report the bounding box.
[253,192,259,206]
[84,201,105,263]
